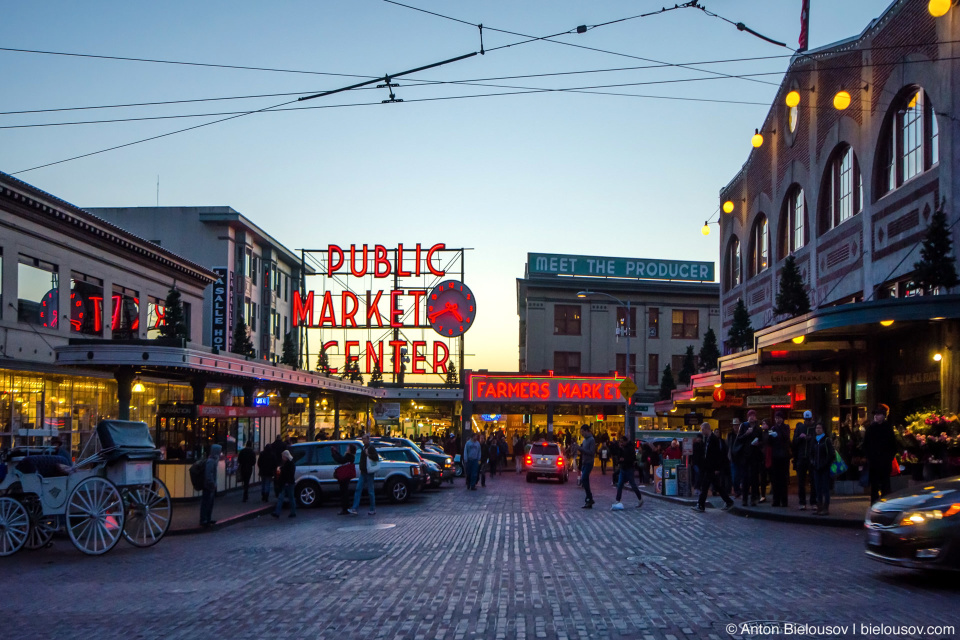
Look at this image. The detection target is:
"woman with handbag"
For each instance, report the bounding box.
[807,422,835,516]
[332,444,357,515]
[271,449,297,519]
[348,434,380,516]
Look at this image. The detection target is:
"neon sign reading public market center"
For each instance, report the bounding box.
[293,244,475,375]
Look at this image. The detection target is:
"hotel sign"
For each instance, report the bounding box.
[468,374,627,404]
[211,267,229,351]
[756,371,838,386]
[528,253,714,282]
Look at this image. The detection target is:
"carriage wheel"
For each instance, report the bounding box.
[66,476,125,556]
[23,497,55,550]
[122,478,172,548]
[0,497,29,556]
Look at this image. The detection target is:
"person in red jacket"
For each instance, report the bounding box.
[663,439,682,460]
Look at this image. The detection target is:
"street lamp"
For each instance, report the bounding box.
[577,290,635,441]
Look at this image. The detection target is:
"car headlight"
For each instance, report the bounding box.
[899,504,960,526]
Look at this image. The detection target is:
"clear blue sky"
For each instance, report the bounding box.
[0,0,887,371]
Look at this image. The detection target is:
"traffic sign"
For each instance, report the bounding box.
[618,378,637,400]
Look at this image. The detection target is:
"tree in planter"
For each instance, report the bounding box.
[158,286,189,342]
[914,207,959,294]
[280,332,298,368]
[316,347,331,375]
[727,299,754,353]
[659,365,677,401]
[446,366,459,386]
[678,346,697,386]
[344,360,364,384]
[773,255,811,317]
[369,360,383,387]
[698,327,721,372]
[231,320,256,357]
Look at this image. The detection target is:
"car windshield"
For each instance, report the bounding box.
[530,443,560,455]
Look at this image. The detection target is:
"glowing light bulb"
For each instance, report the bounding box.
[701,223,711,236]
[723,200,735,214]
[880,320,894,327]
[785,90,801,107]
[751,130,763,148]
[833,91,852,110]
[792,336,805,345]
[929,0,951,17]
[934,353,943,362]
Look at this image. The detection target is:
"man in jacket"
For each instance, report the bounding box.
[693,423,735,512]
[257,440,277,503]
[769,411,792,507]
[727,418,741,499]
[463,432,482,490]
[614,436,644,507]
[577,425,597,508]
[863,406,898,504]
[237,440,256,503]
[271,449,297,519]
[792,411,817,510]
[735,410,763,506]
[200,444,221,528]
[348,434,380,515]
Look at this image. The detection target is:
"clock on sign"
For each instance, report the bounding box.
[427,280,476,337]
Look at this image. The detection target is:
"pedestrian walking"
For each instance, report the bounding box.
[792,411,817,510]
[808,421,835,516]
[769,411,791,507]
[272,449,297,519]
[614,435,644,508]
[577,425,597,508]
[863,405,898,504]
[608,438,621,487]
[199,444,221,528]
[736,410,762,506]
[692,423,735,512]
[487,435,498,477]
[599,441,609,475]
[514,436,524,474]
[348,434,380,515]
[257,440,277,503]
[237,440,256,503]
[464,432,482,490]
[478,434,489,487]
[727,418,741,499]
[332,444,357,515]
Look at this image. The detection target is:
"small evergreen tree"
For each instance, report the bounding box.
[773,255,811,317]
[231,320,255,357]
[698,327,721,372]
[158,286,189,342]
[727,299,755,352]
[346,360,364,384]
[446,366,459,386]
[659,365,677,401]
[316,347,331,375]
[914,207,959,294]
[280,332,298,368]
[369,359,383,387]
[678,346,696,386]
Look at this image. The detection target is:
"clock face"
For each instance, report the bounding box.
[427,280,476,337]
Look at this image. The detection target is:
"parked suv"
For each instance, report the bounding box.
[374,446,442,489]
[372,437,454,483]
[524,441,568,483]
[289,440,422,507]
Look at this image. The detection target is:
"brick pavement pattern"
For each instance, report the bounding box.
[2,473,957,640]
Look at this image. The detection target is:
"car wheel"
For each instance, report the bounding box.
[526,473,534,483]
[386,478,410,504]
[454,463,464,478]
[295,481,320,508]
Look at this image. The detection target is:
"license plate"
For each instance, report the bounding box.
[868,530,882,546]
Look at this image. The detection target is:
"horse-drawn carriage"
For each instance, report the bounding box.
[0,420,172,556]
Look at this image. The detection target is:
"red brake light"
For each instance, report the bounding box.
[557,456,564,467]
[524,454,532,465]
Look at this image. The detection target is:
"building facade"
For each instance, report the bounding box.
[87,206,311,363]
[716,0,960,425]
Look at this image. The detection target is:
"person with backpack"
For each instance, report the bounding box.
[199,444,221,528]
[257,440,278,503]
[332,444,357,515]
[348,434,380,516]
[271,449,297,519]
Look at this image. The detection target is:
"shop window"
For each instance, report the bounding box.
[878,87,940,198]
[647,354,659,386]
[111,285,139,340]
[616,306,637,337]
[821,145,862,234]
[554,305,581,336]
[648,307,659,338]
[725,237,741,291]
[672,354,686,374]
[272,310,280,338]
[779,185,806,258]
[616,353,637,378]
[671,309,699,339]
[70,271,104,336]
[553,351,581,375]
[147,295,165,338]
[748,214,769,276]
[18,255,59,327]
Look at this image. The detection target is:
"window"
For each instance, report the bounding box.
[616,306,636,337]
[672,354,686,375]
[69,271,104,336]
[725,237,741,291]
[553,351,581,375]
[273,266,281,295]
[749,215,769,276]
[244,297,253,326]
[648,307,659,338]
[821,146,862,234]
[671,310,699,339]
[111,285,139,340]
[272,310,280,338]
[553,305,581,335]
[244,248,253,281]
[18,255,59,327]
[146,296,165,339]
[879,88,940,196]
[780,186,806,258]
[647,354,659,386]
[616,353,637,379]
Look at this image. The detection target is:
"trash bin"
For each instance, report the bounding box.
[677,465,690,497]
[663,459,680,496]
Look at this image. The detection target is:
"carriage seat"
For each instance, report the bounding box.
[16,455,72,477]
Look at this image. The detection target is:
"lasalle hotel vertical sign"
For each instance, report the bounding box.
[211,267,230,351]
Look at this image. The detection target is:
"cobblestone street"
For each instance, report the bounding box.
[3,473,957,640]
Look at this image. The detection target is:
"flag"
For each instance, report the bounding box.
[798,0,810,51]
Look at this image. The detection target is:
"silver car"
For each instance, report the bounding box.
[524,441,568,483]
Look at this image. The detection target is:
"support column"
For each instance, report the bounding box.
[115,367,134,421]
[546,404,554,436]
[334,394,341,437]
[242,384,255,408]
[190,378,207,406]
[307,392,317,441]
[941,321,960,414]
[461,398,473,440]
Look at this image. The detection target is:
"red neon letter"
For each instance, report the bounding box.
[389,290,404,328]
[327,245,344,276]
[411,341,427,374]
[558,383,570,399]
[344,340,359,365]
[425,243,446,277]
[374,245,391,278]
[322,340,340,374]
[541,383,550,398]
[432,341,449,373]
[341,291,359,328]
[89,296,103,333]
[389,340,406,373]
[409,289,425,326]
[366,290,384,328]
[349,244,369,278]
[365,341,384,374]
[475,380,486,398]
[396,244,411,277]
[111,294,122,331]
[318,291,337,327]
[530,383,540,399]
[292,291,315,326]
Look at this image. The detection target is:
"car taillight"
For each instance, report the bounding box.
[524,455,532,466]
[557,457,564,467]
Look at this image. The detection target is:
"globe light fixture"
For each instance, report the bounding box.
[929,0,951,17]
[751,129,764,148]
[792,336,805,344]
[934,353,943,362]
[701,222,711,236]
[785,90,801,107]
[723,200,735,214]
[880,320,895,327]
[132,377,145,393]
[833,90,852,110]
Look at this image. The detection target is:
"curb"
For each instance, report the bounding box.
[168,505,274,536]
[727,505,863,529]
[638,488,700,507]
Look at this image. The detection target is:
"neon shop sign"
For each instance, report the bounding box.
[40,289,164,333]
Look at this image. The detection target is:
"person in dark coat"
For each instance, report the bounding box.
[691,435,705,492]
[271,449,297,518]
[257,441,278,503]
[735,410,763,506]
[693,423,735,512]
[792,411,817,510]
[862,406,898,504]
[614,436,644,507]
[237,441,257,502]
[808,421,835,516]
[332,444,357,515]
[200,444,221,528]
[768,411,792,507]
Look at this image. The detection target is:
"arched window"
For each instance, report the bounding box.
[725,236,741,291]
[821,145,862,234]
[878,88,940,197]
[779,185,806,258]
[749,214,769,277]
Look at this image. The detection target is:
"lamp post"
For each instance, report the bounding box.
[577,290,634,441]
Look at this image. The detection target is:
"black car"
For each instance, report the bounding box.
[865,475,960,572]
[373,437,454,483]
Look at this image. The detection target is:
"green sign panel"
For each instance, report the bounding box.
[528,253,714,282]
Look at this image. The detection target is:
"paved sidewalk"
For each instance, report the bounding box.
[168,489,273,535]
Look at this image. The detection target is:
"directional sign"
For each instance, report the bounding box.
[618,378,638,400]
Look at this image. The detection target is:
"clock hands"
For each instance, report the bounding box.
[428,302,463,322]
